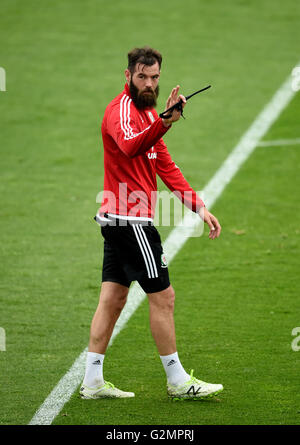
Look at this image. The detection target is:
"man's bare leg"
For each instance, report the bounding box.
[81,281,130,393]
[147,284,177,355]
[88,281,129,354]
[147,285,190,385]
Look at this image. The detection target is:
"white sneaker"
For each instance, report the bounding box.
[80,381,135,399]
[167,370,223,400]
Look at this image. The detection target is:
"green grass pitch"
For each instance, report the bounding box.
[0,0,300,425]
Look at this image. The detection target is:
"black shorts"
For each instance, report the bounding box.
[97,214,170,294]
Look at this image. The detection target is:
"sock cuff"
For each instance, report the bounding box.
[87,352,105,363]
[159,352,179,366]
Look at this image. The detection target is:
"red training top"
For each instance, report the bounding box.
[98,83,205,220]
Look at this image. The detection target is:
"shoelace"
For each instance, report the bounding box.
[186,370,204,386]
[104,381,115,389]
[168,370,205,390]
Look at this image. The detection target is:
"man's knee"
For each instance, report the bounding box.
[165,286,175,307]
[114,288,128,310]
[149,285,175,311]
[100,282,129,311]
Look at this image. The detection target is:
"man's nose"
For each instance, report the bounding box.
[145,78,153,88]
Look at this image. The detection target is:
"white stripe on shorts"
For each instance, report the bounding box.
[132,224,152,278]
[136,224,158,279]
[132,224,158,279]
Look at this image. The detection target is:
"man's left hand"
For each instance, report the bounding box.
[199,207,221,239]
[162,85,186,127]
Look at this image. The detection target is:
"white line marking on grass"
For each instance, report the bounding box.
[257,137,300,147]
[29,64,299,425]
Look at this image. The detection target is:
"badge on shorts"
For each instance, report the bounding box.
[161,253,168,268]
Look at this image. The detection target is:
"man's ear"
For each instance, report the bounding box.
[125,69,131,85]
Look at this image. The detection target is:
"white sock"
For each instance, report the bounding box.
[160,352,190,386]
[83,352,105,388]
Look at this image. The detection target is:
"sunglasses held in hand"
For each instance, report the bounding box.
[159,85,211,119]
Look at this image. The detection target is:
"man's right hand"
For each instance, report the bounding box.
[162,85,187,127]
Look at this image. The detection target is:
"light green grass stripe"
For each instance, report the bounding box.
[257,137,300,147]
[28,62,299,425]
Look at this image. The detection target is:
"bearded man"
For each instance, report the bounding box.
[80,46,223,401]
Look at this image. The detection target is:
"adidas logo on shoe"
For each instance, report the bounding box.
[92,359,101,365]
[167,359,177,366]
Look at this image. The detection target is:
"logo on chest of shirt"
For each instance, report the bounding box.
[145,112,157,159]
[147,146,157,160]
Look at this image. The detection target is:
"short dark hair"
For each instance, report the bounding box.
[127,46,162,74]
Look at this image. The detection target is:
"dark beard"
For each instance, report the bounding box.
[129,79,159,110]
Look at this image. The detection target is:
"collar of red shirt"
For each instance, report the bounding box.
[124,83,131,97]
